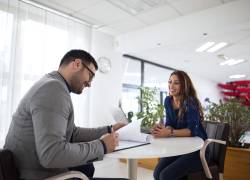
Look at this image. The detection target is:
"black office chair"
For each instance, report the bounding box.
[0,149,89,180]
[187,121,230,180]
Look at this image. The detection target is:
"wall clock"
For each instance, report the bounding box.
[98,56,111,73]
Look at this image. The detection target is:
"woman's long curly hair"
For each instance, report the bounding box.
[169,70,204,121]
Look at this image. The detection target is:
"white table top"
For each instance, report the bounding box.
[106,137,204,159]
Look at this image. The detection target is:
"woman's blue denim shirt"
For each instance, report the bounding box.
[164,96,207,140]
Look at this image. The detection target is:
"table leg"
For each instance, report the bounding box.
[128,159,137,180]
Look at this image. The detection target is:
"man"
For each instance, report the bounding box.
[4,49,125,180]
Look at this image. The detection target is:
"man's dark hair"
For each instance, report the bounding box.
[59,49,98,70]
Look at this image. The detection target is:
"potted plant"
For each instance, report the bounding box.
[205,98,250,147]
[205,98,250,180]
[136,87,164,132]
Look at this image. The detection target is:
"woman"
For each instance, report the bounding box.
[152,70,207,180]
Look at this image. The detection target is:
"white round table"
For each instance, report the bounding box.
[106,137,204,180]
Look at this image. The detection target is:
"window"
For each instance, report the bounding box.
[0,0,92,145]
[144,63,172,92]
[122,86,140,115]
[122,58,141,86]
[144,63,173,105]
[121,58,141,115]
[121,55,174,119]
[0,9,14,142]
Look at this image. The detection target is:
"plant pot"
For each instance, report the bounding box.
[224,147,250,180]
[140,126,151,134]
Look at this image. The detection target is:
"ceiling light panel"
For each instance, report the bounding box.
[220,59,235,66]
[195,42,215,52]
[206,42,228,52]
[220,58,246,66]
[228,59,245,66]
[229,74,246,79]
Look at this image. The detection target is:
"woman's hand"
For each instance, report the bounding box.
[151,123,163,133]
[151,124,172,138]
[151,123,164,132]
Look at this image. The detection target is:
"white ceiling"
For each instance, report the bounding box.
[31,0,250,83]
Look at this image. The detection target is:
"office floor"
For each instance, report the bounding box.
[94,157,154,180]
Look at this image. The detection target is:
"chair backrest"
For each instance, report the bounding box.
[0,149,19,180]
[202,121,230,173]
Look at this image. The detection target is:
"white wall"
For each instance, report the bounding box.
[89,30,123,127]
[189,72,222,104]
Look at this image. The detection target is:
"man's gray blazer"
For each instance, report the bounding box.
[4,71,108,180]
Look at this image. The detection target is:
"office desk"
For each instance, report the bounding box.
[106,137,204,180]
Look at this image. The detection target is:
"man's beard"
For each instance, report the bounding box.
[70,71,84,94]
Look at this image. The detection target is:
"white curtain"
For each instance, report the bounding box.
[0,0,92,146]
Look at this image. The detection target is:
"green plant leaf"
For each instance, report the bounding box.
[136,87,165,128]
[205,98,250,147]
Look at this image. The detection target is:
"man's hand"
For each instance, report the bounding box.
[100,132,119,153]
[112,122,126,131]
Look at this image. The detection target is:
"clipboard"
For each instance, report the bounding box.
[114,141,150,151]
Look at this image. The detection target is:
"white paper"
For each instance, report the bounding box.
[110,107,128,124]
[115,119,151,151]
[117,119,150,143]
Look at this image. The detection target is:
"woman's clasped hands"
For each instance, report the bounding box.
[151,123,172,138]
